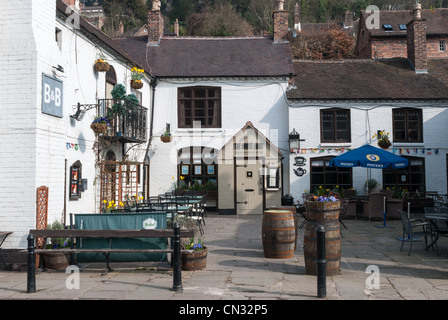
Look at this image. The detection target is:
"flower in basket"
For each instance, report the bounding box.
[45,221,71,249]
[94,53,110,72]
[131,67,144,84]
[95,53,108,65]
[373,130,391,149]
[91,116,110,126]
[184,238,205,251]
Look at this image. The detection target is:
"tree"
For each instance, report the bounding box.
[186,1,253,36]
[289,25,355,59]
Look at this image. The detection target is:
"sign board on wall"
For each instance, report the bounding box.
[42,74,63,118]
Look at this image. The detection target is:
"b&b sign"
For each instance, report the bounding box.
[42,74,63,118]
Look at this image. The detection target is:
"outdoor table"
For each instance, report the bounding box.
[423,212,448,254]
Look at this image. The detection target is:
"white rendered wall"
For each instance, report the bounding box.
[148,78,291,196]
[0,1,151,248]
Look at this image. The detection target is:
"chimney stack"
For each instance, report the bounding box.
[273,0,289,42]
[294,3,301,33]
[148,0,164,45]
[407,3,428,73]
[344,11,354,28]
[174,19,179,37]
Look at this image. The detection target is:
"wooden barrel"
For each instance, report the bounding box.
[262,210,296,259]
[269,206,298,249]
[304,201,341,276]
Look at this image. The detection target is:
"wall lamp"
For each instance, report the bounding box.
[52,65,64,73]
[289,128,304,151]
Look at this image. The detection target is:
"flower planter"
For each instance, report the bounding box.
[130,80,143,90]
[303,200,341,276]
[160,135,172,143]
[181,248,207,271]
[378,140,391,149]
[94,61,110,72]
[90,123,108,135]
[42,252,70,270]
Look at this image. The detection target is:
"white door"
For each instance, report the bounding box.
[236,162,263,214]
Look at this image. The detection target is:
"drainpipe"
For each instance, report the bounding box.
[143,76,157,197]
[148,76,157,148]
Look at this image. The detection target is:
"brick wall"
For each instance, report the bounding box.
[371,38,407,58]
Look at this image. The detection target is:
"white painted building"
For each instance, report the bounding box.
[287,5,448,202]
[113,1,294,215]
[0,0,151,251]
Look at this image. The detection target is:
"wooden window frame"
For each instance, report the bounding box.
[383,156,425,193]
[393,108,423,143]
[309,156,352,191]
[320,108,351,143]
[178,86,221,128]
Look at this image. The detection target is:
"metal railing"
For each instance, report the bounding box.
[97,99,147,143]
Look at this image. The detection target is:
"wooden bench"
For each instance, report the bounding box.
[25,224,194,293]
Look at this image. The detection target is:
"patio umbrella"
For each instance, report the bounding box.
[328,144,409,169]
[329,144,409,227]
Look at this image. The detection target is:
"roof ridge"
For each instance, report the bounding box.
[162,36,272,40]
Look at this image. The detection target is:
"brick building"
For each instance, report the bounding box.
[355,6,448,59]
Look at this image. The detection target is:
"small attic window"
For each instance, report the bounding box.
[383,24,393,31]
[398,24,407,30]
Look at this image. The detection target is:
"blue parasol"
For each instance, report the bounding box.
[329,144,409,228]
[329,144,409,169]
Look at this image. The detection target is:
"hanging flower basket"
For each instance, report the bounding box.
[94,61,110,72]
[161,134,173,143]
[90,122,108,135]
[378,140,391,149]
[130,80,143,90]
[181,247,207,271]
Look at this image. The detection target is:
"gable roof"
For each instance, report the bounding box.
[287,58,448,101]
[112,36,294,78]
[360,8,448,37]
[217,121,282,160]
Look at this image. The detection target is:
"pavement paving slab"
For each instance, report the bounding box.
[2,212,448,311]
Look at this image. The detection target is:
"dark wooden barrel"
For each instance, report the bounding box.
[304,201,341,276]
[262,210,296,259]
[269,206,298,249]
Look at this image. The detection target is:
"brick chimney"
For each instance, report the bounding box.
[273,0,289,42]
[344,11,354,28]
[148,0,164,45]
[407,3,428,74]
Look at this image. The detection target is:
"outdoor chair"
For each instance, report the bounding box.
[295,203,307,229]
[362,192,387,221]
[339,204,348,230]
[342,199,357,219]
[398,209,439,256]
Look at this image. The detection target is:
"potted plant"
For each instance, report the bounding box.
[41,221,72,270]
[130,67,144,89]
[94,53,110,72]
[90,116,110,135]
[181,238,207,271]
[374,130,391,149]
